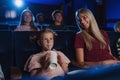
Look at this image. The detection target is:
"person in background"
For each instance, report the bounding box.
[49,10,68,30]
[114,21,120,32]
[14,8,40,31]
[71,8,120,68]
[114,22,120,59]
[24,28,70,79]
[36,12,49,30]
[0,65,5,80]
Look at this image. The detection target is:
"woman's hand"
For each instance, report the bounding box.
[102,60,120,66]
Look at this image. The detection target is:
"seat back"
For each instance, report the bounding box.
[13,31,40,72]
[54,30,76,60]
[0,31,12,79]
[0,24,10,31]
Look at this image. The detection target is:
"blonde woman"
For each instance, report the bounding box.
[71,8,120,68]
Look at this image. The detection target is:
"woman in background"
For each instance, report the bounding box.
[14,8,40,31]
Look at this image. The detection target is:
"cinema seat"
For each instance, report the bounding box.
[13,31,41,74]
[0,31,12,79]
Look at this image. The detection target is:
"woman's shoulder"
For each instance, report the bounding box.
[36,27,40,31]
[100,30,109,38]
[76,30,82,34]
[14,26,22,31]
[100,29,107,33]
[75,31,83,37]
[14,25,27,30]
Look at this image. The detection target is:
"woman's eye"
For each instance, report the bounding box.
[83,16,87,19]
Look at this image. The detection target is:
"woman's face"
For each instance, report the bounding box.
[39,32,54,51]
[23,11,32,23]
[54,13,63,23]
[78,13,90,30]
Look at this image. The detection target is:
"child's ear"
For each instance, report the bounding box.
[37,40,41,46]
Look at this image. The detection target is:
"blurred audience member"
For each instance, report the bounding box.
[114,22,120,59]
[114,21,120,32]
[49,10,68,30]
[14,8,40,31]
[0,65,4,80]
[36,12,49,30]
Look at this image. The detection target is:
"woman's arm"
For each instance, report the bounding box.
[71,48,101,68]
[72,47,120,67]
[108,45,119,60]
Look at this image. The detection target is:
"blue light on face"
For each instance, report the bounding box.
[14,0,23,7]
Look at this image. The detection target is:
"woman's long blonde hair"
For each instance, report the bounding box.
[76,8,106,50]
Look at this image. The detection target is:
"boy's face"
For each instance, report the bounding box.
[38,15,44,23]
[54,13,63,23]
[40,32,54,51]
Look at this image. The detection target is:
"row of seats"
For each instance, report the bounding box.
[0,31,119,79]
[0,24,79,31]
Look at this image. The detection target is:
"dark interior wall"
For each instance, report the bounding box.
[106,0,120,19]
[74,0,96,13]
[25,0,64,5]
[106,0,120,28]
[95,0,106,28]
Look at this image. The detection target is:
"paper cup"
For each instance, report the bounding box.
[49,51,57,69]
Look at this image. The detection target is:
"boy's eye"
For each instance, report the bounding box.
[42,38,47,41]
